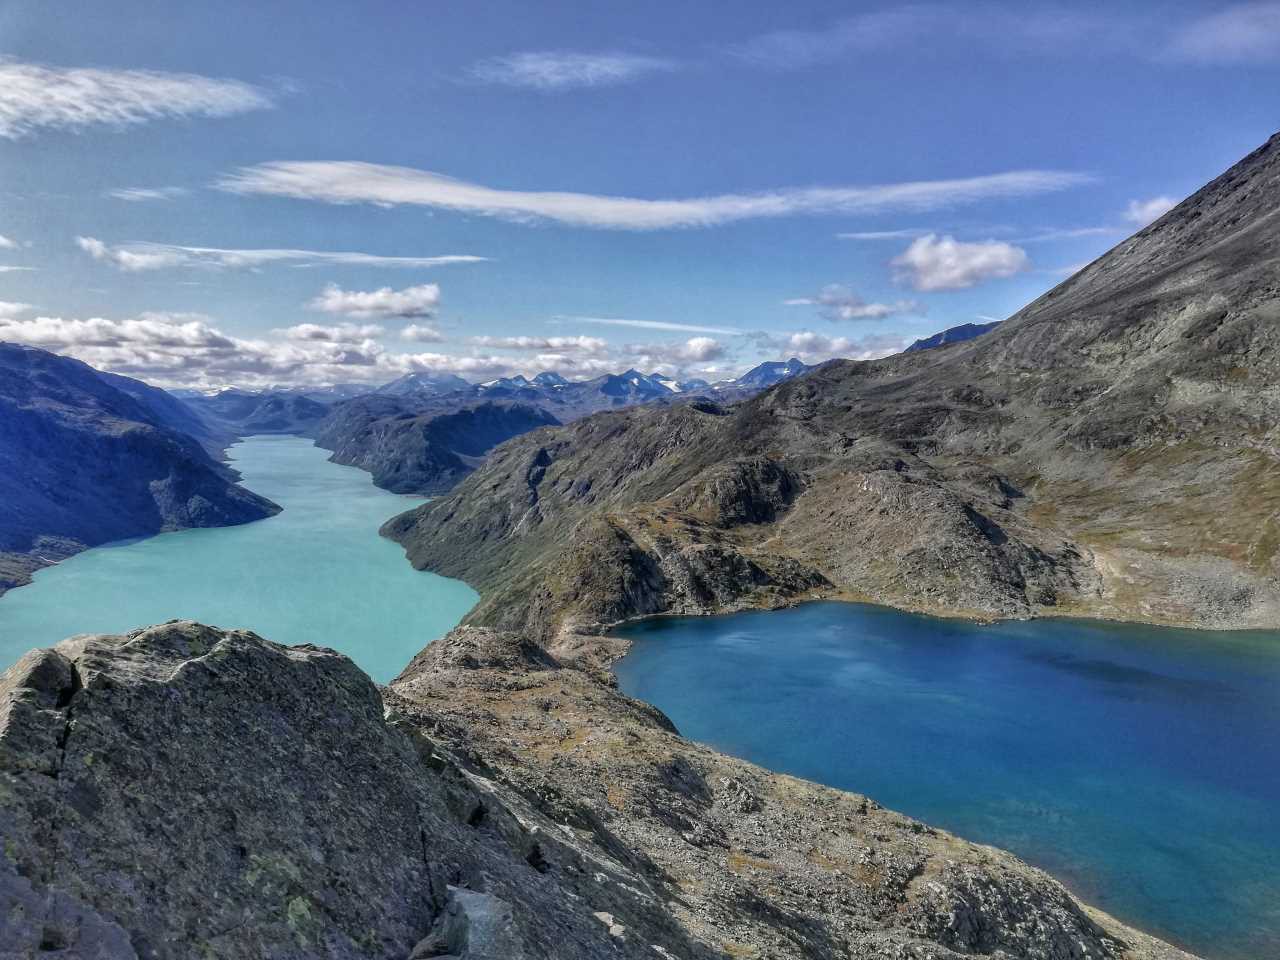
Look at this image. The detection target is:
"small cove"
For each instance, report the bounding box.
[613,601,1280,959]
[0,435,477,683]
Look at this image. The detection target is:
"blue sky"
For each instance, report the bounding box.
[0,0,1278,388]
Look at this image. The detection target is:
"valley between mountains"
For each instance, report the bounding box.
[4,133,1280,960]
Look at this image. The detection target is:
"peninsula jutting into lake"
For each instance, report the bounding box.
[2,6,1277,959]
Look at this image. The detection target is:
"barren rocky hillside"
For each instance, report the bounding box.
[387,132,1280,638]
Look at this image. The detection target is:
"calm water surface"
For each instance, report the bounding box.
[0,435,476,682]
[614,602,1280,959]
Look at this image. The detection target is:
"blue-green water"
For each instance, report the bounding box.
[614,602,1280,959]
[0,435,476,683]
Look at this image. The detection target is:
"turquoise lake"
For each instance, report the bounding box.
[0,435,477,683]
[614,602,1280,960]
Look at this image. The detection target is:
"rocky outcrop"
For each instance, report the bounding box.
[0,622,1196,959]
[388,132,1280,635]
[315,398,560,495]
[0,343,279,597]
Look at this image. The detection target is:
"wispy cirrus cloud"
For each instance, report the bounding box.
[75,236,487,272]
[0,266,35,273]
[785,284,923,321]
[308,282,441,319]
[891,234,1029,290]
[1166,3,1280,63]
[215,161,1093,231]
[836,228,932,241]
[107,186,190,202]
[470,50,677,90]
[565,316,742,335]
[0,58,273,139]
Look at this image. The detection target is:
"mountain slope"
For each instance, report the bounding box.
[0,344,279,596]
[314,398,560,494]
[185,389,330,435]
[905,320,1000,352]
[387,132,1280,636]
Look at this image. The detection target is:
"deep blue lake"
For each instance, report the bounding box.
[614,602,1280,959]
[0,436,477,683]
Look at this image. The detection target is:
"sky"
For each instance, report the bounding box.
[0,1,1278,389]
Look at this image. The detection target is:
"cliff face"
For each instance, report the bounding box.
[315,398,560,494]
[387,133,1280,636]
[0,621,1194,960]
[0,344,279,596]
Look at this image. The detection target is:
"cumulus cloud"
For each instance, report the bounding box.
[0,310,466,390]
[401,324,446,343]
[470,51,677,90]
[753,330,909,364]
[0,58,272,139]
[0,300,32,318]
[469,334,608,354]
[1166,3,1280,63]
[1123,196,1178,227]
[623,336,726,366]
[107,186,189,202]
[216,160,1092,231]
[76,236,486,272]
[785,284,922,321]
[0,234,16,249]
[890,234,1029,291]
[277,322,385,342]
[308,282,441,319]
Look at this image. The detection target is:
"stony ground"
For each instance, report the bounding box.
[1,622,1197,959]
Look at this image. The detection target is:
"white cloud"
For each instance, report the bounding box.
[308,282,441,319]
[107,186,189,202]
[0,300,33,318]
[216,161,1092,231]
[890,234,1029,291]
[565,316,742,335]
[401,324,446,343]
[1166,3,1280,63]
[0,58,272,139]
[470,51,677,90]
[0,234,16,249]
[76,236,486,272]
[754,329,909,364]
[836,228,930,240]
[785,284,923,321]
[1123,196,1178,227]
[277,322,385,342]
[1019,225,1119,242]
[469,334,609,354]
[623,336,726,365]
[0,266,35,273]
[729,8,1113,69]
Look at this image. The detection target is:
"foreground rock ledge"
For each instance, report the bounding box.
[1,622,1196,959]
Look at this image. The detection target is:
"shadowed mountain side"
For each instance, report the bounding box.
[0,343,279,597]
[314,398,560,494]
[386,132,1280,637]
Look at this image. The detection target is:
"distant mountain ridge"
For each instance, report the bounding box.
[0,343,279,597]
[905,321,1001,352]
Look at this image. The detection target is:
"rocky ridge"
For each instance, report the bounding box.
[0,621,1196,959]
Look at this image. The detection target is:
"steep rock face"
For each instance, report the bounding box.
[388,132,1280,634]
[0,623,708,960]
[315,398,560,494]
[0,344,279,597]
[0,622,1194,959]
